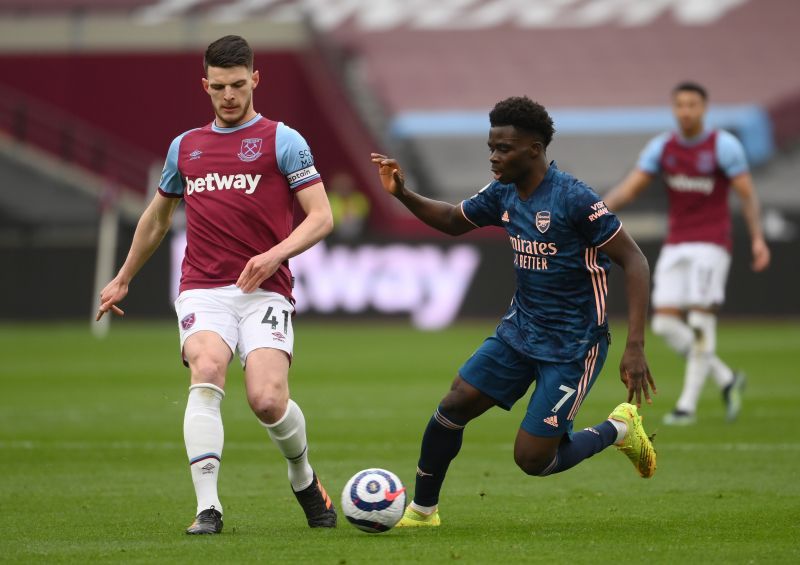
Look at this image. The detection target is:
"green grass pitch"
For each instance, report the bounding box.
[2,319,799,563]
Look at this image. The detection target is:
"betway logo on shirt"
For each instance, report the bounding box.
[666,174,714,195]
[185,173,262,195]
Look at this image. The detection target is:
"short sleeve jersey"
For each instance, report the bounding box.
[461,163,621,363]
[158,114,322,299]
[637,129,748,250]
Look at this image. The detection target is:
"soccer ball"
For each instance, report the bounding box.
[341,468,407,533]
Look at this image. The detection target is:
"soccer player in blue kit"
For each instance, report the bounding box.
[371,96,658,527]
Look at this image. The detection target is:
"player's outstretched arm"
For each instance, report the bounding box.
[96,193,180,320]
[730,173,771,272]
[370,153,474,236]
[603,169,653,212]
[600,227,656,406]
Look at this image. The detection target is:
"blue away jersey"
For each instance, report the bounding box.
[461,162,622,362]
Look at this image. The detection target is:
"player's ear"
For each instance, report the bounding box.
[201,77,210,94]
[251,70,260,89]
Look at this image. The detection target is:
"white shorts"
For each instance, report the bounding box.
[652,243,731,309]
[174,285,295,366]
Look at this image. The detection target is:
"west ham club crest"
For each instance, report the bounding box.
[535,210,551,233]
[181,313,196,330]
[696,150,715,174]
[238,138,263,162]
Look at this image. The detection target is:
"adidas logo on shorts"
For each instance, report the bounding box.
[543,414,559,428]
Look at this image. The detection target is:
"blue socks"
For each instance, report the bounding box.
[539,420,618,475]
[411,409,619,502]
[413,407,466,507]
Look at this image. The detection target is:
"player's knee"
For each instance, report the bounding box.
[438,378,492,423]
[248,390,288,424]
[514,451,553,476]
[651,314,672,337]
[190,357,227,388]
[651,313,693,355]
[687,310,717,354]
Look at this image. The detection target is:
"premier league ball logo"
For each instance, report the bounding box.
[238,138,263,162]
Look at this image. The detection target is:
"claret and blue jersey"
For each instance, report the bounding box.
[158,114,322,299]
[461,162,621,363]
[637,128,749,250]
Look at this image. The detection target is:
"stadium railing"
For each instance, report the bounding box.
[0,83,157,198]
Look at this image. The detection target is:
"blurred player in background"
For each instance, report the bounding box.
[372,96,657,528]
[604,82,771,426]
[96,35,336,533]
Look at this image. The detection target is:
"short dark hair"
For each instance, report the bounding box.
[204,35,253,73]
[489,96,555,148]
[673,81,708,101]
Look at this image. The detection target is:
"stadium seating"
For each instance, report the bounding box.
[322,0,800,206]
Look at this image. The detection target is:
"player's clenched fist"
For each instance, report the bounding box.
[370,153,406,196]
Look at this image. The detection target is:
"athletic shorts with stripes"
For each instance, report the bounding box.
[458,333,609,437]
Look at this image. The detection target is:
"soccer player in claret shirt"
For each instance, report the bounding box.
[604,82,771,426]
[371,96,657,528]
[96,35,337,533]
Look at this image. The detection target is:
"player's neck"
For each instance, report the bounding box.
[680,124,704,140]
[514,160,549,200]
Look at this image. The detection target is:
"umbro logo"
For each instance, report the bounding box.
[501,210,509,222]
[201,462,216,474]
[272,331,286,342]
[189,149,202,161]
[543,414,559,428]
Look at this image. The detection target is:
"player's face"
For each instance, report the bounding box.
[487,125,539,184]
[672,90,706,136]
[203,65,260,127]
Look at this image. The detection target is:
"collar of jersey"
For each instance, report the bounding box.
[675,129,712,147]
[211,113,262,134]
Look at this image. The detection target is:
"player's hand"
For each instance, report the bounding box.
[619,343,656,407]
[236,250,282,293]
[96,277,127,321]
[751,237,770,272]
[370,153,406,196]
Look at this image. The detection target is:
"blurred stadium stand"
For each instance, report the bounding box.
[0,0,797,322]
[322,0,800,210]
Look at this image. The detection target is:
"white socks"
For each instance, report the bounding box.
[184,383,225,516]
[184,388,316,513]
[652,314,693,354]
[608,418,627,444]
[409,502,437,515]
[262,399,314,492]
[651,313,734,394]
[675,311,718,413]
